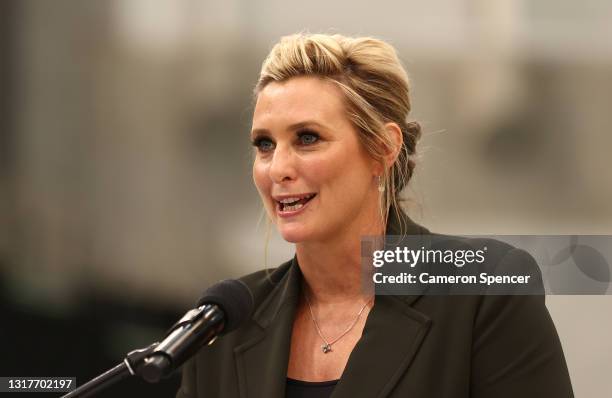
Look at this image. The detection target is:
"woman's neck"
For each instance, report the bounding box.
[295,218,382,305]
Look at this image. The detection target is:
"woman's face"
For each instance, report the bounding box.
[251,76,381,243]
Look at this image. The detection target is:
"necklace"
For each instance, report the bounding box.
[303,292,373,354]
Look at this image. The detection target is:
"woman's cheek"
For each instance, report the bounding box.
[301,154,331,181]
[252,163,271,204]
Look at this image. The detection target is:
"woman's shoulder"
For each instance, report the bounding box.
[236,258,296,310]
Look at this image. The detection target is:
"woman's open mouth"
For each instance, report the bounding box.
[275,193,316,216]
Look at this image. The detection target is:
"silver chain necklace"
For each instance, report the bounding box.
[303,292,373,354]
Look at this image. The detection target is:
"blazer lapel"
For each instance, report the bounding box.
[234,259,302,398]
[330,294,431,398]
[333,209,432,397]
[233,208,431,398]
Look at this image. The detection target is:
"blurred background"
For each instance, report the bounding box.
[1,0,611,396]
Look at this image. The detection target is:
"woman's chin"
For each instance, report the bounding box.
[279,232,306,243]
[278,226,312,243]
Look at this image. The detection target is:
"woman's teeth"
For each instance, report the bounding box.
[284,202,304,211]
[279,197,303,204]
[277,194,315,211]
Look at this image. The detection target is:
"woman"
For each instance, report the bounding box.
[177,33,573,398]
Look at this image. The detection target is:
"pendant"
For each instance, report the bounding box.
[322,344,332,353]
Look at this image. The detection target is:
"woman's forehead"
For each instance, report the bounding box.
[253,76,347,129]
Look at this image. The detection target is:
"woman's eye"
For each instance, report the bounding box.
[298,132,319,145]
[252,138,275,152]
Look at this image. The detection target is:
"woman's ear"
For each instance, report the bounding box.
[383,122,403,169]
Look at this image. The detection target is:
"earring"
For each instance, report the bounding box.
[377,175,385,192]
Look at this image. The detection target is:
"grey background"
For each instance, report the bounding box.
[1,0,611,395]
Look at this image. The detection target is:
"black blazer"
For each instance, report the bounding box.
[176,214,573,398]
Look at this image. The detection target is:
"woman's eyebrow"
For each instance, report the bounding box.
[250,128,269,138]
[251,120,327,137]
[287,120,326,131]
[251,120,326,137]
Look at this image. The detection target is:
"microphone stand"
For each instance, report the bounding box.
[61,343,159,398]
[60,303,223,398]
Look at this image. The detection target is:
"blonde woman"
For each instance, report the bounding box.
[176,34,573,398]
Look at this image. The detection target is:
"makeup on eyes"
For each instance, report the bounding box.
[251,136,274,152]
[251,128,322,152]
[296,129,320,145]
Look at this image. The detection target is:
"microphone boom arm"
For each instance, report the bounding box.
[141,304,225,383]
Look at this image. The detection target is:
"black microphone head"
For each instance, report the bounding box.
[196,279,254,333]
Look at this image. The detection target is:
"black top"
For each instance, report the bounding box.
[177,210,574,398]
[285,378,339,398]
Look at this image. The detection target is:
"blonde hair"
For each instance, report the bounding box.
[254,33,421,232]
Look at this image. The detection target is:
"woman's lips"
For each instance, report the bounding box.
[274,193,316,217]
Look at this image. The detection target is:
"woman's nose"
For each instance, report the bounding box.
[268,145,297,184]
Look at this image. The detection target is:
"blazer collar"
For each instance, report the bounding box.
[233,209,432,398]
[233,258,301,398]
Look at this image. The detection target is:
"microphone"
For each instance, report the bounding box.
[140,279,254,383]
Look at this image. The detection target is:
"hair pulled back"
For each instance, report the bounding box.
[255,33,421,227]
